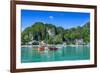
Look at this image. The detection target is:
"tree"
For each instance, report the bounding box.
[21,27,32,44]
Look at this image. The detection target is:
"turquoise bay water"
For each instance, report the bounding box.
[21,45,90,63]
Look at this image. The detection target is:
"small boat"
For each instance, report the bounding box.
[49,47,58,51]
[38,47,45,51]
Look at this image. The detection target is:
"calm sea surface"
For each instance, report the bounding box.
[21,45,90,63]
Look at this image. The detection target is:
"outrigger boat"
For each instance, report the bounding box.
[37,40,59,51]
[48,46,58,51]
[37,45,58,51]
[37,41,46,51]
[37,46,45,51]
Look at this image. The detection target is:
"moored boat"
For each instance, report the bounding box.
[48,47,58,51]
[38,46,45,51]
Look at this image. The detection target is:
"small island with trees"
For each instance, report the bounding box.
[21,21,90,46]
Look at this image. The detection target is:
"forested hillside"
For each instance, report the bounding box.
[21,22,90,45]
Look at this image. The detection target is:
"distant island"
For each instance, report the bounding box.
[21,22,90,45]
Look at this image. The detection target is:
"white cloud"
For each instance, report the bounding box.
[49,16,54,19]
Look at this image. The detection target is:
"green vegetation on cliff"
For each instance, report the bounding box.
[21,22,90,45]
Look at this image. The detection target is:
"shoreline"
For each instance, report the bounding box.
[21,44,90,48]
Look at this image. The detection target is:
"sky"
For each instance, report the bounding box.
[21,9,90,31]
